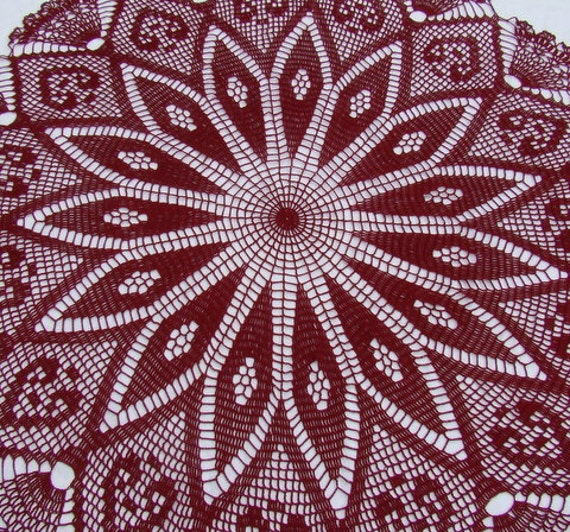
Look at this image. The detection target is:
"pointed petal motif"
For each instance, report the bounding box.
[100,223,279,429]
[343,164,566,300]
[352,165,541,219]
[324,97,481,195]
[498,177,570,262]
[319,42,402,166]
[350,226,565,293]
[318,262,465,458]
[35,242,226,333]
[329,278,458,428]
[101,257,249,431]
[270,15,333,158]
[281,275,359,517]
[46,125,239,195]
[18,188,225,251]
[122,65,241,174]
[199,279,278,502]
[345,258,545,380]
[435,293,545,378]
[202,26,268,160]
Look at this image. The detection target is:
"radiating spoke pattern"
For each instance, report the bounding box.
[1,0,570,529]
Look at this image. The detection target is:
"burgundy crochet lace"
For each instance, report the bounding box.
[1,0,570,529]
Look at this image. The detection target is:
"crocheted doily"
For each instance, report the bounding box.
[1,0,570,529]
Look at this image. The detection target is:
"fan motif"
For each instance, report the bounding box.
[0,0,570,530]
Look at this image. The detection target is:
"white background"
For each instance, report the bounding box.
[0,0,568,56]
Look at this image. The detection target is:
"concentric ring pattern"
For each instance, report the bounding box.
[0,0,570,529]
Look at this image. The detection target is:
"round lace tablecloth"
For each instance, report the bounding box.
[0,0,569,530]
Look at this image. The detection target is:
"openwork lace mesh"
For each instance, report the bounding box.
[0,0,569,530]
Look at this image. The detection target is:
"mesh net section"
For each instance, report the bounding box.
[0,0,569,530]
